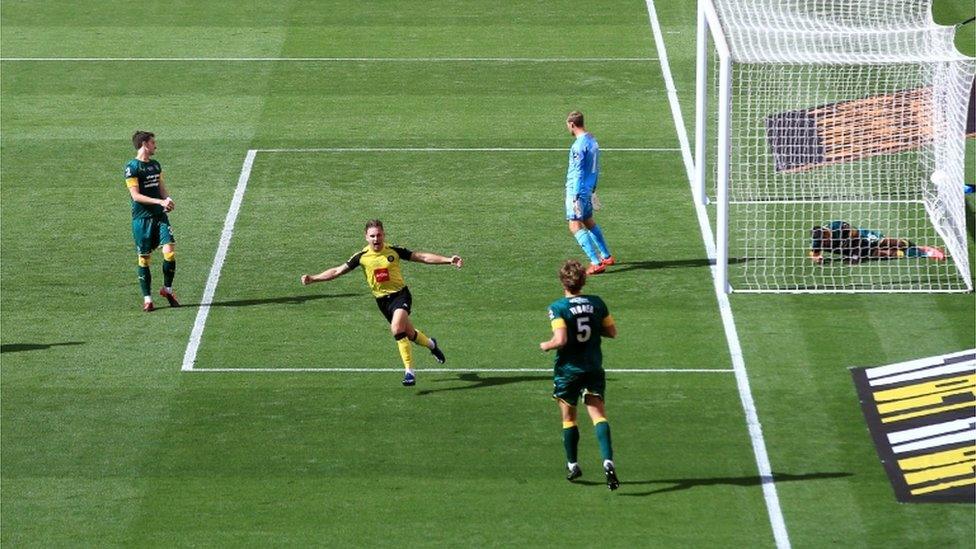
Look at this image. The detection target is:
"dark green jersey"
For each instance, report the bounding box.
[547,294,614,372]
[124,158,166,219]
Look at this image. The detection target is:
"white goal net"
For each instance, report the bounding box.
[696,0,974,292]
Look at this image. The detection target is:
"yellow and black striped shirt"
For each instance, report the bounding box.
[346,244,413,297]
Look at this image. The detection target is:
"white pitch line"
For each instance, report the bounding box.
[0,57,657,63]
[643,1,791,548]
[730,199,923,205]
[256,147,679,153]
[181,149,257,372]
[188,368,735,373]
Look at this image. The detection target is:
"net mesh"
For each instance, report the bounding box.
[714,0,967,64]
[703,0,974,292]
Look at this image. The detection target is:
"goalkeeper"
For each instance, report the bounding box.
[564,111,614,275]
[809,221,945,264]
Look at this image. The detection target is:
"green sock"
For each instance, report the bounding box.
[594,421,613,461]
[137,265,152,297]
[562,425,579,463]
[163,259,176,287]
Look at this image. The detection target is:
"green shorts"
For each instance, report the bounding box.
[552,367,606,406]
[132,217,175,255]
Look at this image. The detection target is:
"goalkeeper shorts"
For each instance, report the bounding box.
[565,193,593,221]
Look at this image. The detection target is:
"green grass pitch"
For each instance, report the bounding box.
[2,0,974,546]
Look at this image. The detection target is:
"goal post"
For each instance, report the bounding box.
[696,0,975,293]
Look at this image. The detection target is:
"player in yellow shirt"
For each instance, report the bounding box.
[300,219,463,386]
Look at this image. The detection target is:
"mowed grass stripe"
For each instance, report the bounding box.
[0,0,654,58]
[1,60,676,149]
[110,373,771,547]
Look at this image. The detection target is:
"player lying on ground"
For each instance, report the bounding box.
[809,221,945,264]
[540,259,620,490]
[300,219,462,386]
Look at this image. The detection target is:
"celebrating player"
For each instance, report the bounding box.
[300,219,462,386]
[809,221,945,264]
[540,259,619,490]
[564,111,614,275]
[125,131,179,312]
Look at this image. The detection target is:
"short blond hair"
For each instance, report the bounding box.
[559,259,587,293]
[566,111,585,128]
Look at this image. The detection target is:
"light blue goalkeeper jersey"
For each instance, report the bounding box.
[566,132,600,197]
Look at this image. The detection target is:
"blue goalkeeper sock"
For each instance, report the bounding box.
[573,229,601,264]
[588,224,611,258]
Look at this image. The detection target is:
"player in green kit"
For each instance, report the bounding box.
[808,220,945,264]
[539,259,619,490]
[124,131,179,312]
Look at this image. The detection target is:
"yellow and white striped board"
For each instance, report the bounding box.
[851,349,975,503]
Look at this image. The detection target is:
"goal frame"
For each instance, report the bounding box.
[695,0,732,293]
[694,0,974,294]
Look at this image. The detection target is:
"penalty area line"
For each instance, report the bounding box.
[187,368,735,373]
[0,56,658,63]
[181,149,257,372]
[255,147,680,153]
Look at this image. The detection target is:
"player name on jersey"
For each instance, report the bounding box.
[851,350,976,503]
[569,304,594,315]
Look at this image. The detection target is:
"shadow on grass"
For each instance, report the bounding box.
[966,195,974,245]
[416,372,549,396]
[1,341,85,353]
[604,257,750,275]
[570,471,852,496]
[183,293,360,308]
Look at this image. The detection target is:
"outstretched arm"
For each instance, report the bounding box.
[301,263,352,285]
[411,251,463,269]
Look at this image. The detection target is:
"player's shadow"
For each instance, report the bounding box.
[605,257,749,274]
[416,372,549,396]
[1,341,85,353]
[185,293,360,308]
[572,471,852,495]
